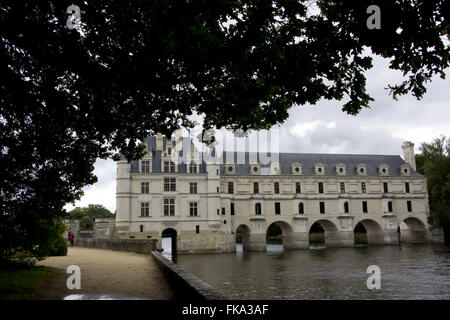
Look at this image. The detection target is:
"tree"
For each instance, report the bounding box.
[418,136,450,243]
[1,1,449,262]
[66,204,114,230]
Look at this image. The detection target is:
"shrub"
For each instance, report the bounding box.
[48,235,68,256]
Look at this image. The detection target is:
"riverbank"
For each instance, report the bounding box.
[34,247,177,299]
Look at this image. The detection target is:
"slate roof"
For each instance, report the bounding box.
[128,136,423,177]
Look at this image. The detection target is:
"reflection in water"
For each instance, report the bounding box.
[161,237,173,261]
[175,244,450,300]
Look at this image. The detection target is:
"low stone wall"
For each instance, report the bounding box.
[75,238,157,254]
[151,251,227,300]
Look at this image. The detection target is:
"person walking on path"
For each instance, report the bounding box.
[69,232,74,247]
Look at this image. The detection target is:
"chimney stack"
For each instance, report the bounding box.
[402,141,416,171]
[156,133,163,150]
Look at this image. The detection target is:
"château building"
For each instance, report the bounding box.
[116,133,430,253]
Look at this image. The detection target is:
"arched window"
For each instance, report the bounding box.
[388,201,393,212]
[255,203,262,215]
[298,202,304,214]
[344,202,349,213]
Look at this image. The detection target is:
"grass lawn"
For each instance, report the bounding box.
[0,265,59,300]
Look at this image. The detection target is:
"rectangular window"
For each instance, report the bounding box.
[254,182,259,194]
[230,203,235,216]
[361,182,366,194]
[189,202,198,216]
[362,201,368,213]
[318,182,324,194]
[217,209,220,215]
[164,178,176,192]
[189,182,197,194]
[189,162,197,173]
[196,225,200,234]
[164,161,176,172]
[228,182,234,194]
[275,202,280,215]
[383,182,389,193]
[222,207,226,215]
[296,182,301,194]
[274,182,280,194]
[388,201,393,212]
[217,186,219,193]
[141,160,150,173]
[163,198,175,216]
[140,225,143,233]
[340,182,345,193]
[319,202,325,214]
[407,201,412,212]
[140,202,149,217]
[405,182,410,193]
[141,182,149,194]
[167,148,171,155]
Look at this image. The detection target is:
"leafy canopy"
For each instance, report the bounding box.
[417,136,450,242]
[0,0,449,260]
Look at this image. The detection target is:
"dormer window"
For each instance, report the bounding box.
[400,164,410,176]
[250,164,260,175]
[291,163,303,175]
[356,164,367,176]
[164,161,176,173]
[314,163,325,175]
[378,164,389,176]
[189,161,198,174]
[225,164,236,175]
[270,163,281,175]
[336,163,346,175]
[141,160,151,173]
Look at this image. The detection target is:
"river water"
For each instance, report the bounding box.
[174,244,450,300]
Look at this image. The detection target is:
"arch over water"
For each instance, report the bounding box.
[266,221,295,250]
[236,224,251,251]
[399,217,429,243]
[308,219,339,247]
[354,219,384,245]
[161,228,177,254]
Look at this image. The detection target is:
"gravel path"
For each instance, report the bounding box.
[35,247,176,300]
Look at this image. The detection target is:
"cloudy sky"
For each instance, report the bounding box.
[64,54,450,213]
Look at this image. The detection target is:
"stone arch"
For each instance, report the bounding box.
[354,219,384,245]
[236,224,251,251]
[267,221,295,250]
[161,228,177,255]
[308,219,340,247]
[399,217,429,243]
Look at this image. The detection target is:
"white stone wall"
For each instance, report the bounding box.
[116,150,430,252]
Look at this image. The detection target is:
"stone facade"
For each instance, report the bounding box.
[116,135,430,253]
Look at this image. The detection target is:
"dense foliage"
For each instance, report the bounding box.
[66,204,114,231]
[416,136,450,243]
[1,0,448,262]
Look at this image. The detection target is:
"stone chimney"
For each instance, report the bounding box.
[174,129,183,152]
[402,141,416,171]
[156,133,163,150]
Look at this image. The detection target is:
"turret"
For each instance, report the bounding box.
[116,159,131,235]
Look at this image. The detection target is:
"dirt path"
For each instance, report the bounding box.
[34,247,176,300]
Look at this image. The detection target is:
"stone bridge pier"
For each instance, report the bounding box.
[233,212,429,252]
